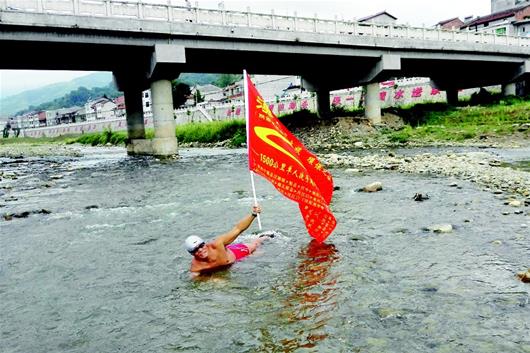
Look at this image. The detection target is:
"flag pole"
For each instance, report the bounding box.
[243,69,262,230]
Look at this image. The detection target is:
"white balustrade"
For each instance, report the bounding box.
[40,0,73,14]
[2,0,529,48]
[5,0,38,11]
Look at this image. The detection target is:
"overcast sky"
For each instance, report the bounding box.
[0,0,490,97]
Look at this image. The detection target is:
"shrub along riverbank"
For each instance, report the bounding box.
[2,95,528,148]
[384,96,530,144]
[63,119,246,147]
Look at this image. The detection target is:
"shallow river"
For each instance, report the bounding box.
[1,147,529,353]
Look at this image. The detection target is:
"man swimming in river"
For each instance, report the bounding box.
[184,204,268,275]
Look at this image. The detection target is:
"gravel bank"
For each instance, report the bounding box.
[0,143,82,158]
[320,150,530,202]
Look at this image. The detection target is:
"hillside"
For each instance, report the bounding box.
[0,72,113,117]
[0,72,240,121]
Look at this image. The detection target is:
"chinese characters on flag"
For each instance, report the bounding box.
[245,73,337,242]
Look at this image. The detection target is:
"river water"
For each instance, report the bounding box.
[1,147,529,353]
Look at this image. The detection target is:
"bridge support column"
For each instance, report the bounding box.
[502,83,517,96]
[150,79,178,157]
[364,83,381,124]
[123,87,150,155]
[446,89,459,106]
[113,71,152,156]
[316,89,331,119]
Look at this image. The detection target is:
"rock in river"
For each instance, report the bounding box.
[517,270,530,283]
[360,182,383,193]
[426,224,454,233]
[413,193,430,201]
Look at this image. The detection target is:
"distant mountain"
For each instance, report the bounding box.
[177,73,241,88]
[0,72,113,117]
[178,73,221,86]
[0,72,236,121]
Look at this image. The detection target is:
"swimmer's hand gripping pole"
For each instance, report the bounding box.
[244,69,262,231]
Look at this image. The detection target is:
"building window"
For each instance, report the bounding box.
[144,92,149,98]
[496,27,506,35]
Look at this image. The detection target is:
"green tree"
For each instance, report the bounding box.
[194,89,204,105]
[215,74,242,88]
[171,81,191,108]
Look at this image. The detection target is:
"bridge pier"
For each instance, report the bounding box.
[502,83,517,96]
[150,79,178,157]
[364,83,381,124]
[113,72,153,156]
[446,89,459,106]
[123,87,151,155]
[316,89,331,119]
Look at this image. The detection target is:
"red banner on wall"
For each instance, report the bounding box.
[245,73,336,242]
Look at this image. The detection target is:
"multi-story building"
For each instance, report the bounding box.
[45,109,59,126]
[114,95,126,117]
[491,0,529,13]
[36,111,47,127]
[435,17,465,30]
[142,90,152,118]
[357,11,398,25]
[461,1,530,36]
[56,106,83,124]
[84,97,117,121]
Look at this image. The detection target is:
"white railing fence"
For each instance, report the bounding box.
[2,0,530,47]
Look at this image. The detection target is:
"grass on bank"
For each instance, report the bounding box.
[75,129,130,146]
[65,119,247,147]
[0,135,77,145]
[2,95,528,147]
[175,119,246,147]
[384,96,530,143]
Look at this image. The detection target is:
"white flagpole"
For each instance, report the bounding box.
[243,69,262,230]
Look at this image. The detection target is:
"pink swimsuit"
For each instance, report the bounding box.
[226,244,251,261]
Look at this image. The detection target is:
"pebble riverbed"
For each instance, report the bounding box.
[320,149,530,209]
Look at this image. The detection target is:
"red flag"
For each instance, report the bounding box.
[245,73,337,242]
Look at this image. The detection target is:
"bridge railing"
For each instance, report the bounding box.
[2,0,530,47]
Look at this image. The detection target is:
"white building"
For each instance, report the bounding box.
[84,97,117,121]
[190,84,224,104]
[142,89,153,118]
[357,11,398,25]
[491,0,529,12]
[461,1,530,36]
[224,75,304,103]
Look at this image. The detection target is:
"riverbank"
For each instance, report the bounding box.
[320,149,530,208]
[0,142,82,158]
[289,114,529,152]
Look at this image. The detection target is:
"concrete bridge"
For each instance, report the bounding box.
[1,0,529,156]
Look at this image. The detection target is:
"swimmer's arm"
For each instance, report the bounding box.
[216,206,261,246]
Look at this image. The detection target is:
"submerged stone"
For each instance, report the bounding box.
[413,193,430,201]
[508,200,522,207]
[516,270,530,283]
[361,182,383,193]
[427,224,453,233]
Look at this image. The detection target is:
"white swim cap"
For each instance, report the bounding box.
[184,235,205,253]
